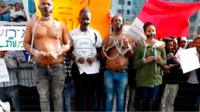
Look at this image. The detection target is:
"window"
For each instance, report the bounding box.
[118,9,124,14]
[118,0,124,5]
[127,1,131,5]
[127,10,130,15]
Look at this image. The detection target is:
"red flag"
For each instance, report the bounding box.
[127,0,200,41]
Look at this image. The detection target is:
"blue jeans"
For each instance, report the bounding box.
[34,63,66,112]
[104,70,128,112]
[63,79,75,112]
[138,86,159,111]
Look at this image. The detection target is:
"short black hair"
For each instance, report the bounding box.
[79,7,90,16]
[143,22,153,32]
[163,38,173,46]
[111,15,124,24]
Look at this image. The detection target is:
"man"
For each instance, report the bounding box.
[23,0,70,111]
[16,51,40,111]
[102,15,135,111]
[10,3,26,22]
[69,7,102,111]
[161,38,181,112]
[0,51,20,111]
[0,1,11,21]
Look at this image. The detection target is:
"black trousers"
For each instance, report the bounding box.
[71,63,99,111]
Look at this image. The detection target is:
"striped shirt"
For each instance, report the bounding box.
[0,51,19,87]
[18,62,36,87]
[64,54,72,78]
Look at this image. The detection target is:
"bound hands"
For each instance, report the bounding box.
[77,57,95,65]
[30,48,62,59]
[46,48,62,59]
[145,55,162,63]
[122,38,130,49]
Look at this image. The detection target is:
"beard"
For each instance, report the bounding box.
[115,23,122,31]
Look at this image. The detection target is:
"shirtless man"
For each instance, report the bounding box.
[102,15,135,111]
[23,0,70,111]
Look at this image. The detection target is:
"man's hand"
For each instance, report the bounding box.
[77,57,85,64]
[30,48,46,58]
[163,65,170,73]
[46,48,62,59]
[86,57,95,65]
[47,51,58,59]
[122,38,129,49]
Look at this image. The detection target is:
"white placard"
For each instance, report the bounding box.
[125,17,146,43]
[0,59,10,82]
[178,47,200,73]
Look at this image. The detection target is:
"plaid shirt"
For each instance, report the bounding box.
[64,54,72,79]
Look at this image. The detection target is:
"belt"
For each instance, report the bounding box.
[113,69,126,72]
[107,69,127,73]
[36,63,62,68]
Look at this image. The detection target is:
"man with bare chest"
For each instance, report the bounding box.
[102,15,135,111]
[23,0,70,111]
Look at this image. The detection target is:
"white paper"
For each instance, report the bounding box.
[125,17,146,43]
[0,59,10,82]
[178,47,200,73]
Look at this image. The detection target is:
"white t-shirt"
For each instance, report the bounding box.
[10,9,26,19]
[70,27,102,74]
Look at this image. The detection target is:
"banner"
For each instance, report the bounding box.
[127,0,200,42]
[34,0,111,38]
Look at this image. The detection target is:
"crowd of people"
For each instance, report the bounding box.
[1,0,200,112]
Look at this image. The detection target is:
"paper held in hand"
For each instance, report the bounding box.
[177,47,200,74]
[0,59,10,82]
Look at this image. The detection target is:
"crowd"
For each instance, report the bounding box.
[0,0,200,112]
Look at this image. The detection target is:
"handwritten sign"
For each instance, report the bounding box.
[0,26,26,50]
[0,59,10,82]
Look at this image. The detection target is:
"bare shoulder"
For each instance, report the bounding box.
[124,33,134,42]
[26,20,35,29]
[26,19,40,31]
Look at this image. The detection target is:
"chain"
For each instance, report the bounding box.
[102,33,132,60]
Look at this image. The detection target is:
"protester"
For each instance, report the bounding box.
[161,38,181,112]
[102,15,135,111]
[133,22,166,111]
[68,7,102,111]
[0,51,20,111]
[23,0,70,111]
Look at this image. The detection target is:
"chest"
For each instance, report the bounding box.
[34,21,62,40]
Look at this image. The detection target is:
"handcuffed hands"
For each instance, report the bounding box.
[77,57,85,64]
[86,57,95,65]
[46,48,62,59]
[30,48,47,58]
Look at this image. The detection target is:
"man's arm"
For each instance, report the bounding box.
[0,6,10,14]
[60,23,70,54]
[23,21,46,58]
[23,22,32,53]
